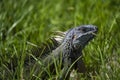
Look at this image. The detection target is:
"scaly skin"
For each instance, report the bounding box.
[29,25,98,80]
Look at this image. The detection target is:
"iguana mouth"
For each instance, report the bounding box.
[88,29,98,40]
[91,32,97,36]
[86,29,98,44]
[84,29,97,36]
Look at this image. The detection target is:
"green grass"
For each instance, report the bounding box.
[0,0,120,80]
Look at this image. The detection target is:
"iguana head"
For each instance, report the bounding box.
[54,25,97,50]
[72,25,98,49]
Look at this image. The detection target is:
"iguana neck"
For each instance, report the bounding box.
[56,38,73,60]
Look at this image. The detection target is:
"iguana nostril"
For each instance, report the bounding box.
[96,27,98,31]
[94,26,98,33]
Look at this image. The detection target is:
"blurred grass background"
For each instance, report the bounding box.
[0,0,120,80]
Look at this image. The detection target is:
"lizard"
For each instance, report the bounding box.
[2,25,97,80]
[26,25,98,80]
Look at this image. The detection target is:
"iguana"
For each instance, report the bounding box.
[25,25,98,80]
[2,25,97,80]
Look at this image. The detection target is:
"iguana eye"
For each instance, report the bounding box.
[78,28,86,33]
